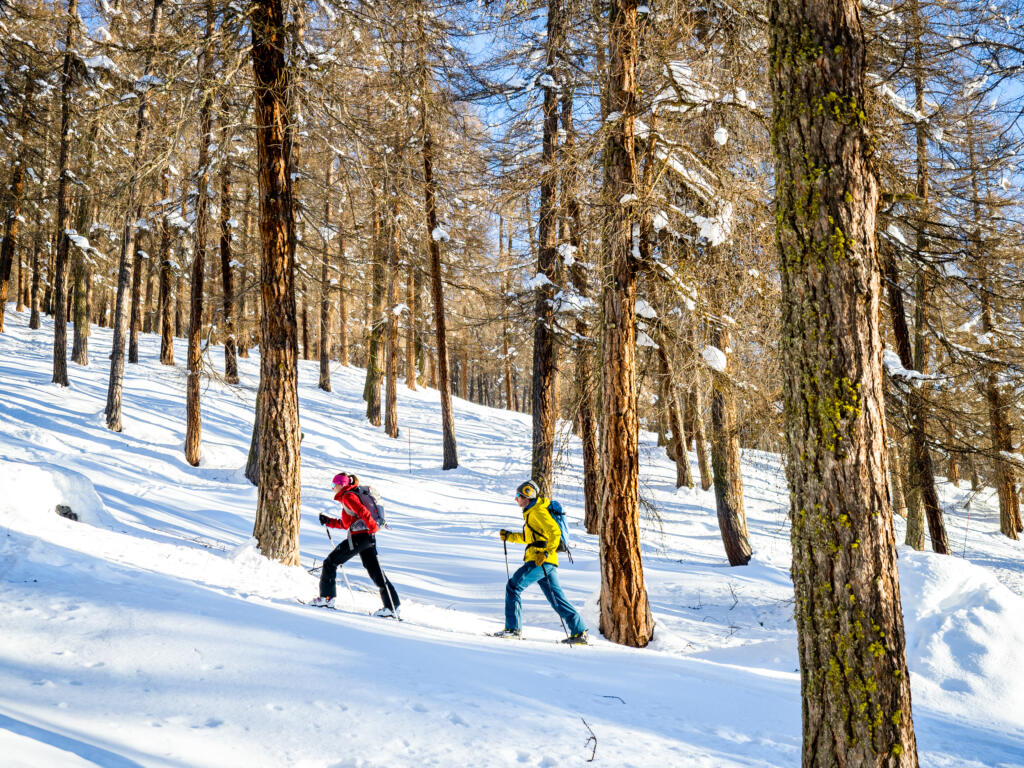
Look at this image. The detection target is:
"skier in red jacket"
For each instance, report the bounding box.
[311,472,400,617]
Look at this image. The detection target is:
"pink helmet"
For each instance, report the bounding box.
[332,472,352,489]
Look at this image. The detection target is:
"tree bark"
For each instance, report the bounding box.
[185,1,215,467]
[128,241,144,364]
[405,261,417,391]
[71,124,99,366]
[598,0,653,649]
[384,184,401,438]
[419,16,457,469]
[51,0,79,387]
[338,224,349,366]
[105,0,165,428]
[0,72,35,334]
[890,444,908,519]
[770,0,919,760]
[658,343,694,490]
[220,138,239,384]
[709,327,751,565]
[363,208,386,426]
[158,185,175,365]
[317,164,333,392]
[529,0,564,495]
[250,0,302,565]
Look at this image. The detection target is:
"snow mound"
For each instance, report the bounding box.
[0,460,118,529]
[899,547,1024,729]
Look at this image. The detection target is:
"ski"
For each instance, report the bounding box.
[485,632,588,646]
[297,599,403,621]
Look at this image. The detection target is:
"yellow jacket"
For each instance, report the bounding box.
[506,497,560,566]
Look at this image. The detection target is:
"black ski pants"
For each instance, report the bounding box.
[320,531,400,610]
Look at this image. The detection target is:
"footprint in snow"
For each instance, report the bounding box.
[411,702,428,713]
[447,712,468,727]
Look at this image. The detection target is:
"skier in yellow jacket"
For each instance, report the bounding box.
[493,480,588,644]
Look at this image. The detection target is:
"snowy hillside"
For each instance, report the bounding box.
[2,306,1024,767]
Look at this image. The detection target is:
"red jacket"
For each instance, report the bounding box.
[324,487,379,534]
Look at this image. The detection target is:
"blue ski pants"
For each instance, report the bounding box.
[504,562,586,635]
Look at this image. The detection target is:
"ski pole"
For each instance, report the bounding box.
[325,527,355,604]
[504,539,510,579]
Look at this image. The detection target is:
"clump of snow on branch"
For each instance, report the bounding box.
[702,346,727,372]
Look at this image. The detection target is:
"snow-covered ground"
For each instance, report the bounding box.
[1,305,1023,768]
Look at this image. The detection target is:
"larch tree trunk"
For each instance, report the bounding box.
[318,164,334,392]
[880,246,948,553]
[561,86,601,532]
[658,343,694,490]
[384,183,401,439]
[128,240,144,364]
[598,0,653,649]
[185,1,215,467]
[29,213,43,329]
[337,222,349,366]
[105,0,165,429]
[405,262,416,391]
[418,13,457,469]
[890,444,908,519]
[71,124,100,366]
[689,338,713,490]
[363,208,386,426]
[770,0,920,762]
[0,72,35,334]
[967,124,1021,540]
[709,326,751,565]
[250,0,302,564]
[530,0,564,495]
[51,0,79,387]
[158,213,175,365]
[219,131,239,385]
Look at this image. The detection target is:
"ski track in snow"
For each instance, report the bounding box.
[1,305,1024,767]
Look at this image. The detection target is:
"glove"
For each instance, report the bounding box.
[499,529,511,542]
[318,513,329,526]
[531,549,548,566]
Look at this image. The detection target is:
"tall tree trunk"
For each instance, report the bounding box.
[250,0,301,564]
[405,261,416,390]
[29,215,42,329]
[364,208,386,426]
[881,249,948,553]
[317,164,333,391]
[709,327,751,564]
[658,343,694,490]
[530,0,564,494]
[128,241,144,363]
[338,223,349,366]
[238,186,252,359]
[51,0,79,387]
[689,334,713,490]
[770,0,919,761]
[419,14,457,469]
[71,124,99,365]
[967,123,1021,539]
[158,183,175,365]
[185,2,215,467]
[561,85,601,531]
[105,0,165,428]
[598,0,653,649]
[0,72,35,334]
[175,268,184,338]
[890,443,908,519]
[219,139,239,384]
[384,187,401,439]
